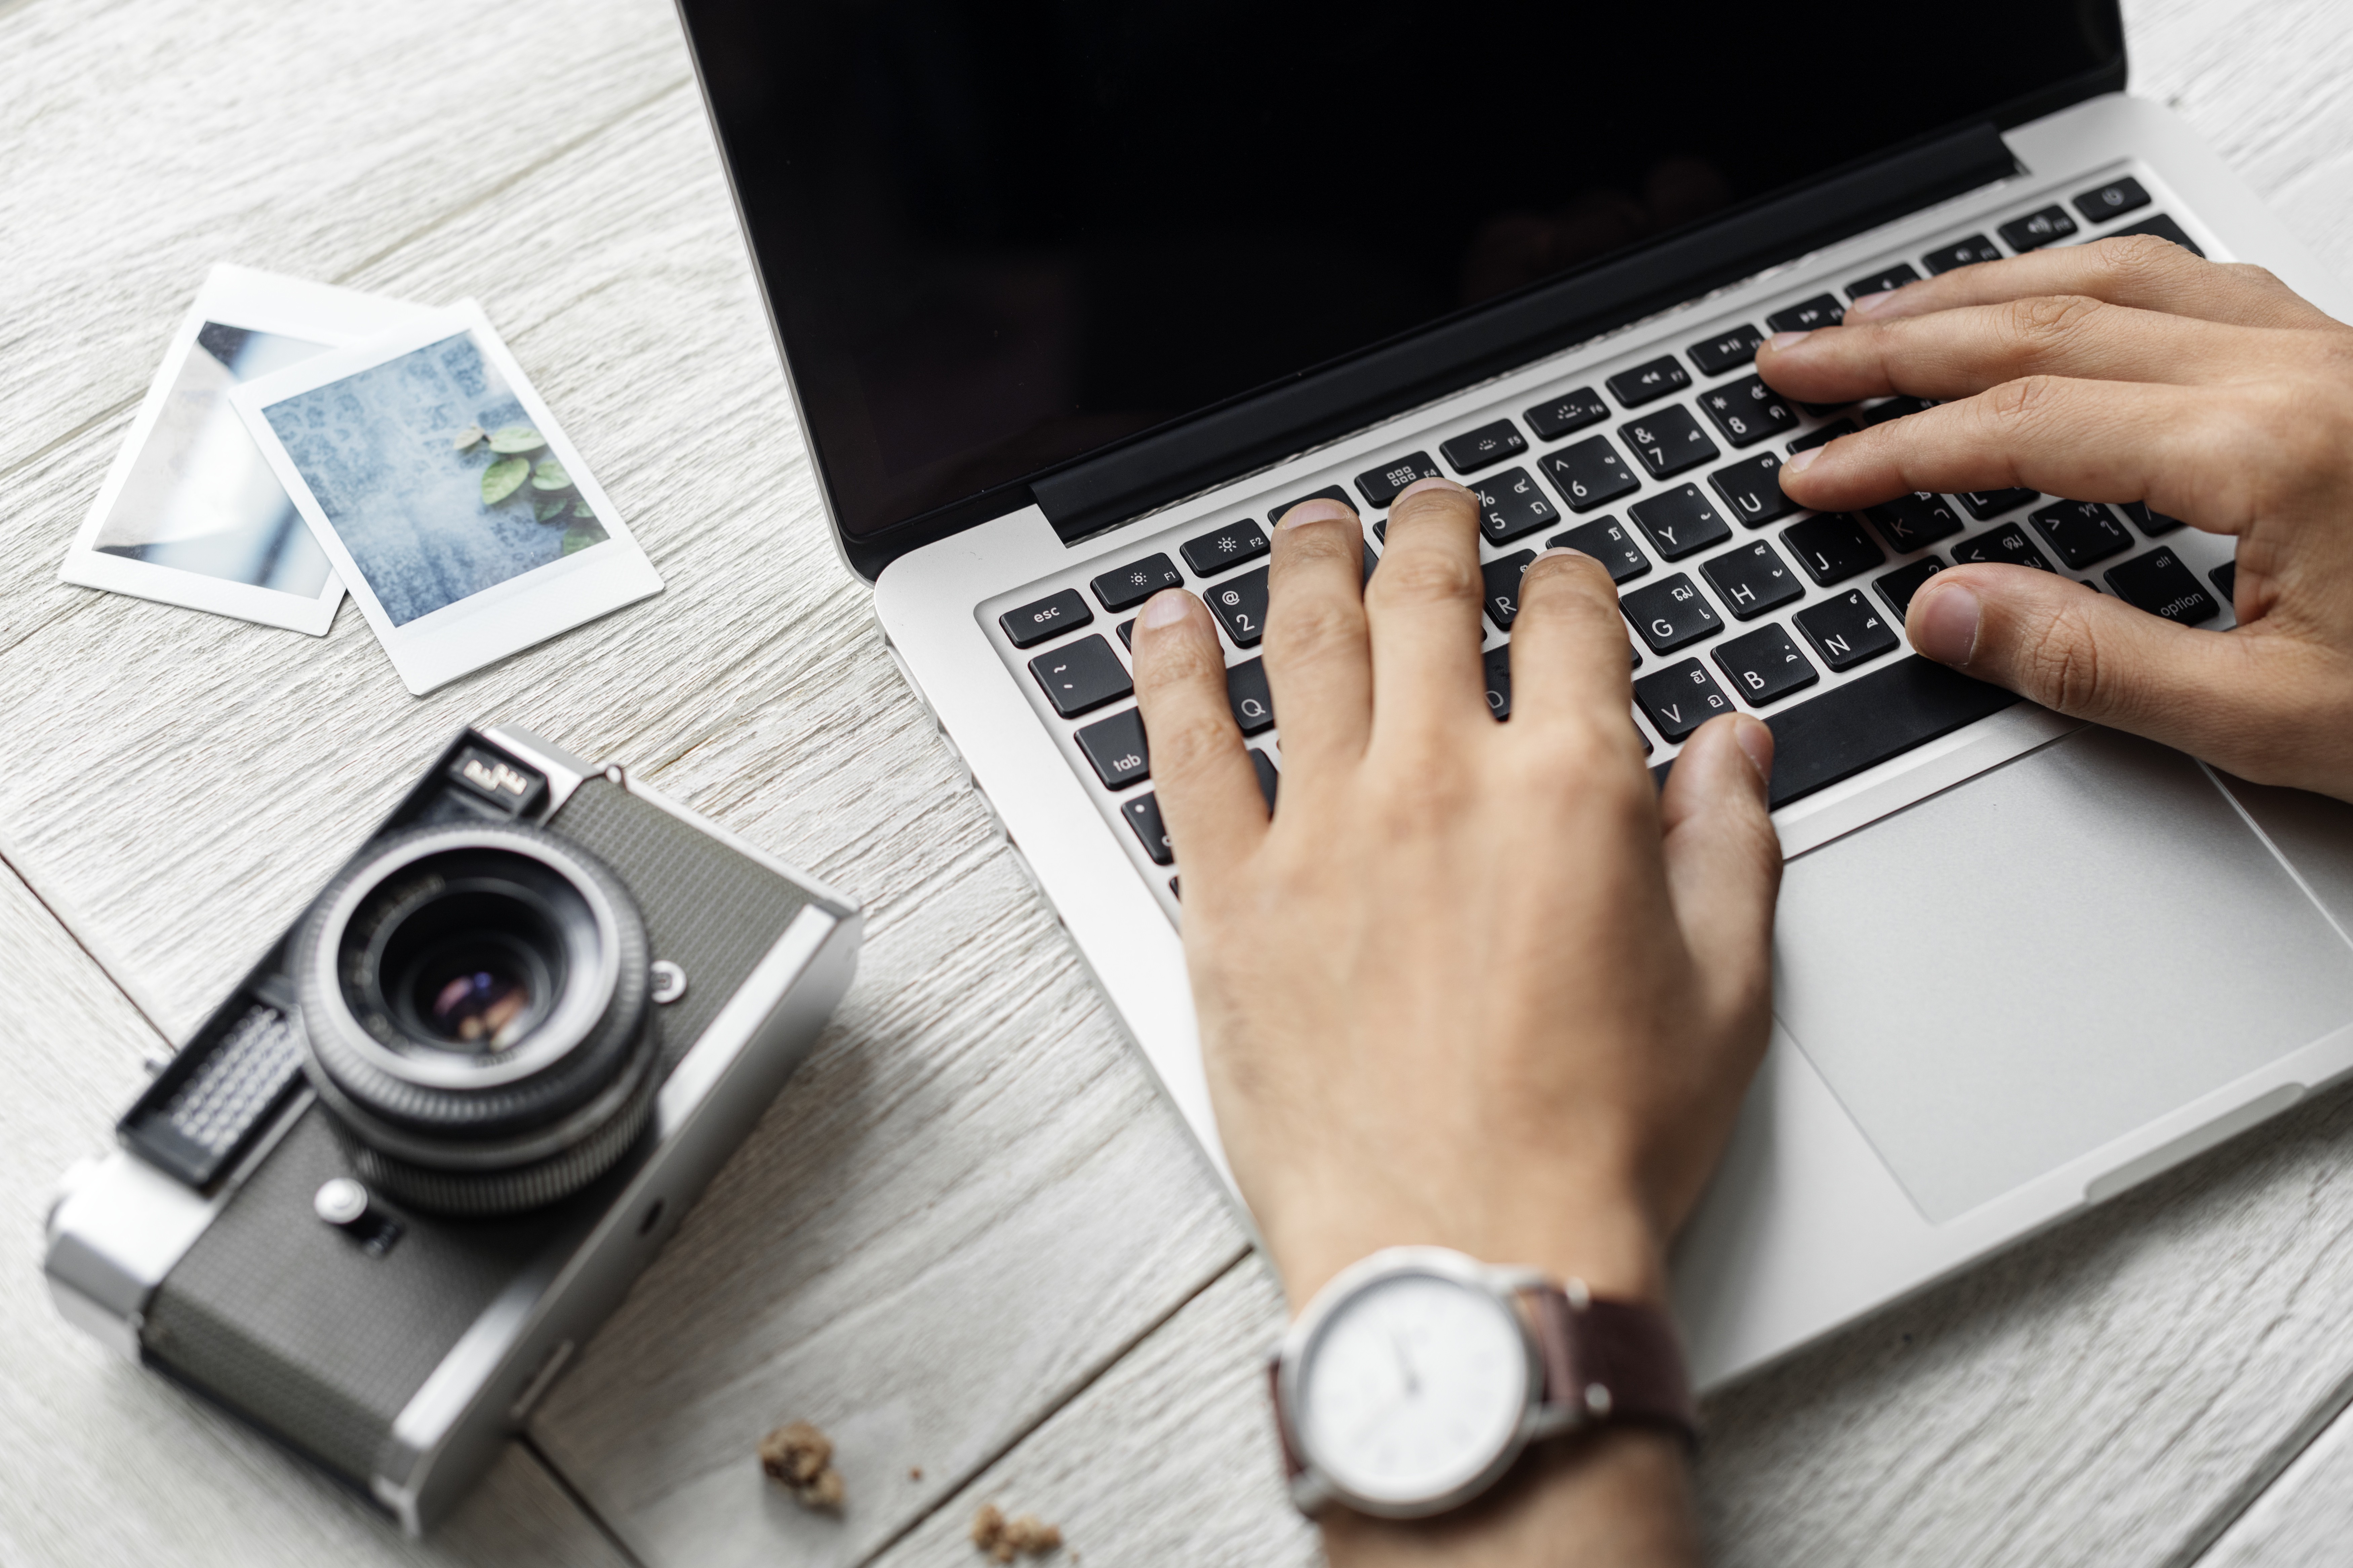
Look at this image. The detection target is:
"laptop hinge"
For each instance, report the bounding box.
[1031,121,2017,544]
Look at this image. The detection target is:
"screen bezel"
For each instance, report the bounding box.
[676,2,2128,581]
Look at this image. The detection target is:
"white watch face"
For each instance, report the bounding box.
[1297,1270,1529,1507]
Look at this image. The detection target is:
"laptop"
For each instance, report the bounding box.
[676,0,2353,1386]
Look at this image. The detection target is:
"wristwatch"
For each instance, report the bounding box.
[1267,1246,1697,1519]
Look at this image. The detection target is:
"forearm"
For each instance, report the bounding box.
[1321,1431,1699,1568]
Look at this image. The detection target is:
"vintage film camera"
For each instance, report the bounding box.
[44,724,861,1532]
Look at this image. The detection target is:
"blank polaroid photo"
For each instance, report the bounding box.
[61,265,434,634]
[229,299,665,695]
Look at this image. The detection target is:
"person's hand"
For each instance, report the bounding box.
[1126,479,1782,1560]
[1757,234,2353,800]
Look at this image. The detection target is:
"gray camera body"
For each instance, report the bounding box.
[43,724,861,1533]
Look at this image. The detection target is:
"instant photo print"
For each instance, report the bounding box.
[60,266,433,634]
[229,300,664,695]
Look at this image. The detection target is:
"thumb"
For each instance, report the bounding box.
[1906,563,2272,762]
[1659,714,1783,1041]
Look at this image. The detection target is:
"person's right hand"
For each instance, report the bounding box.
[1755,234,2353,800]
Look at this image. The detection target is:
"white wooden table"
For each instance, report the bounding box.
[6,2,2353,1563]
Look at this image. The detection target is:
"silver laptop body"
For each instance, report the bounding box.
[684,5,2353,1385]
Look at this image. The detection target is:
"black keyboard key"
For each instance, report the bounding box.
[2109,213,2204,258]
[1090,552,1184,613]
[1783,513,1884,585]
[1622,573,1724,654]
[1607,355,1690,408]
[2028,500,2133,570]
[1482,643,1513,721]
[1226,658,1275,734]
[1922,234,2003,274]
[1874,555,1945,619]
[1957,487,2038,520]
[1542,436,1640,512]
[2120,500,2186,536]
[1861,394,1937,427]
[1547,517,1650,583]
[1629,484,1732,561]
[1118,618,1136,649]
[1440,418,1528,474]
[2211,561,2237,601]
[1689,326,1765,377]
[1267,484,1357,528]
[1620,406,1719,479]
[1793,589,1900,671]
[1754,657,2020,808]
[1030,635,1132,717]
[1203,565,1271,646]
[1122,793,1174,864]
[2105,547,2221,624]
[1182,519,1270,576]
[1471,465,1560,543]
[1788,419,1857,454]
[1700,540,1802,620]
[1713,623,1819,708]
[1794,399,1852,419]
[1075,707,1150,788]
[1524,387,1610,441]
[1767,294,1845,333]
[1999,205,2077,252]
[1002,588,1092,648]
[1634,659,1736,741]
[1951,524,2055,571]
[1846,262,1921,300]
[1709,453,1798,527]
[1482,550,1538,630]
[1363,539,1378,585]
[1864,491,1964,552]
[1249,747,1279,808]
[1354,451,1444,509]
[2074,176,2150,225]
[1697,375,1800,449]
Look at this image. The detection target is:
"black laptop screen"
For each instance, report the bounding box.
[683,1,2123,546]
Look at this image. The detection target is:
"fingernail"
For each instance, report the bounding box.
[1278,497,1354,528]
[1732,716,1774,785]
[1765,330,1812,351]
[1847,290,1896,317]
[1910,582,1981,665]
[1528,546,1587,565]
[1394,476,1467,504]
[1138,588,1192,629]
[1782,445,1823,475]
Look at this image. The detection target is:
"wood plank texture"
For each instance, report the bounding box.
[0,854,632,1568]
[7,0,2353,1562]
[0,0,1250,1563]
[869,1257,1319,1568]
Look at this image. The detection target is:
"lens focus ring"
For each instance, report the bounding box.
[294,821,658,1214]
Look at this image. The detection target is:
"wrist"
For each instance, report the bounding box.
[1261,1164,1670,1317]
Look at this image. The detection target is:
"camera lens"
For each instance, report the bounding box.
[293,821,659,1215]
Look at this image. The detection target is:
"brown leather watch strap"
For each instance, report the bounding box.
[1526,1285,1699,1446]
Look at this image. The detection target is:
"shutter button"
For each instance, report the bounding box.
[315,1178,371,1228]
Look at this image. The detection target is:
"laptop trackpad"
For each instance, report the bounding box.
[1774,726,2353,1223]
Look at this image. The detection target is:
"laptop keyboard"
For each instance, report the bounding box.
[983,173,2236,906]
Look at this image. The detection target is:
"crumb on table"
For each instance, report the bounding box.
[971,1501,1063,1562]
[758,1420,846,1510]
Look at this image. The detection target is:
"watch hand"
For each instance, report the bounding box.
[1388,1330,1420,1398]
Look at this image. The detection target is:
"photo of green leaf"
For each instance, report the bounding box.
[560,518,608,554]
[534,494,572,523]
[481,454,531,504]
[487,424,545,454]
[451,423,485,450]
[530,456,571,491]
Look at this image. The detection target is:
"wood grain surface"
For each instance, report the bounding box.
[4,0,2352,1563]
